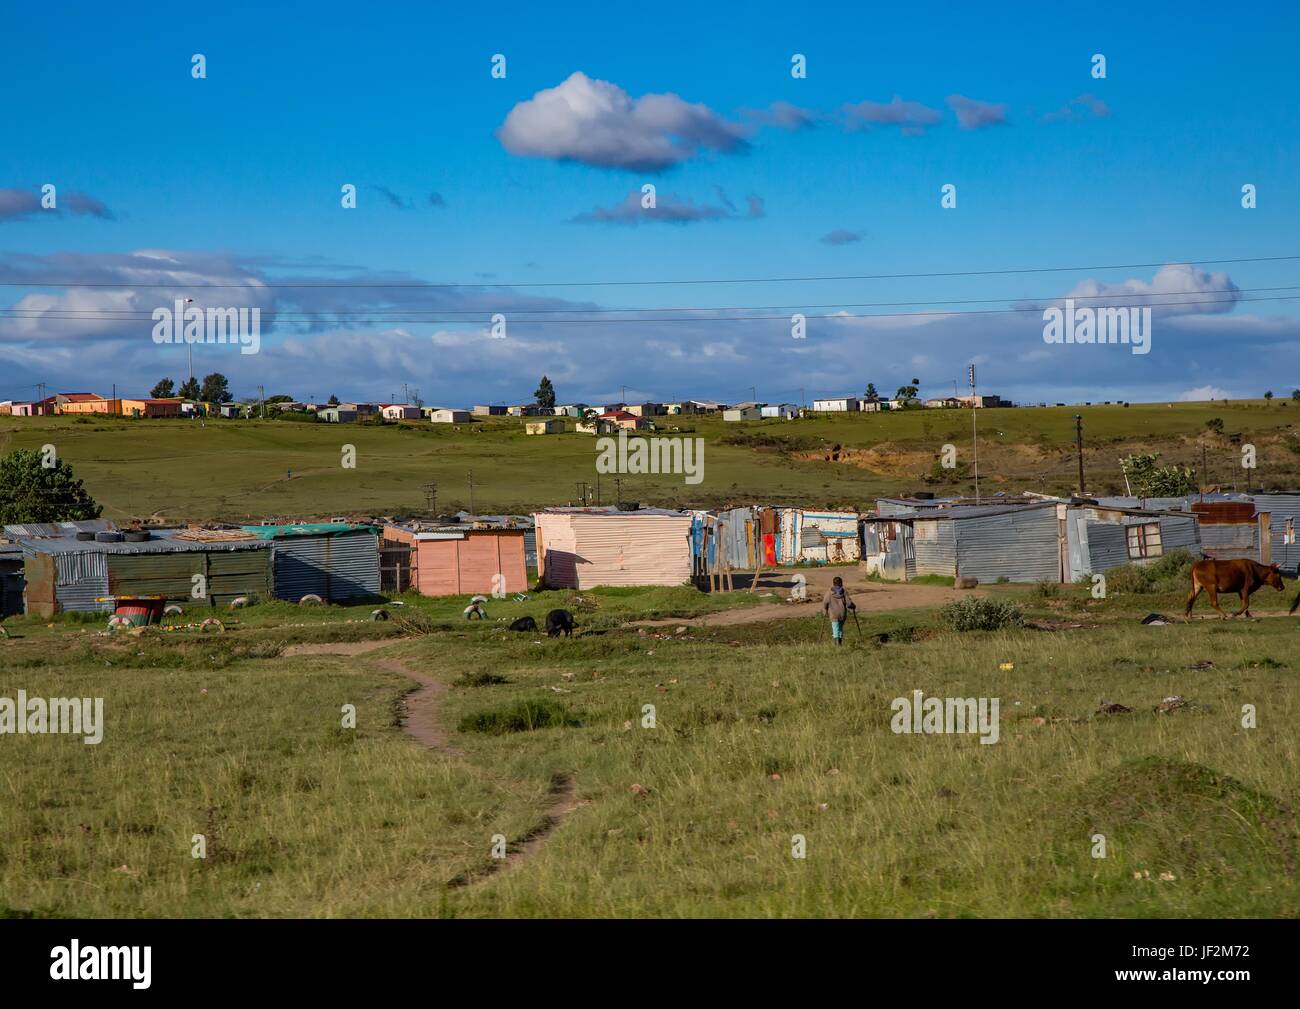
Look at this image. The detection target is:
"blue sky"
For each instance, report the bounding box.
[2,1,1297,406]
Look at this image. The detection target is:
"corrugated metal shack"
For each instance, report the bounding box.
[383,523,528,596]
[1189,496,1261,561]
[9,525,271,617]
[1253,492,1300,573]
[697,507,860,572]
[0,540,24,617]
[861,499,1200,583]
[1063,502,1201,580]
[533,508,694,589]
[240,523,380,602]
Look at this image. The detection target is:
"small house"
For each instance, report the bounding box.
[381,404,422,421]
[318,407,358,423]
[428,408,472,424]
[723,405,763,422]
[813,396,859,412]
[760,403,799,420]
[525,419,564,435]
[472,404,508,416]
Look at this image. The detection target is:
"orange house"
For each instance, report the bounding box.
[56,393,111,414]
[408,529,529,596]
[118,398,183,418]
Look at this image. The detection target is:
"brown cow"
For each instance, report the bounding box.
[1185,558,1285,618]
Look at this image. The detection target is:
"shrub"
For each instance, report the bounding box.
[939,597,1024,631]
[1102,548,1197,595]
[458,699,580,734]
[1032,580,1061,600]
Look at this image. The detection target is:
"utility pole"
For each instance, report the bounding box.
[422,480,437,516]
[1074,415,1086,497]
[183,298,195,383]
[467,470,475,516]
[614,477,623,505]
[595,471,600,507]
[969,365,980,503]
[259,384,266,420]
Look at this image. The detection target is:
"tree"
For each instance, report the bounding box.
[1264,390,1274,400]
[1205,417,1225,435]
[895,378,920,401]
[1120,453,1195,497]
[865,383,879,401]
[328,394,340,406]
[151,378,175,398]
[1292,389,1300,403]
[0,449,102,525]
[178,377,201,400]
[535,375,556,409]
[199,372,232,404]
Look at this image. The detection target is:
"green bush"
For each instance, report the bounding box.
[1102,548,1197,594]
[939,597,1024,632]
[458,699,580,734]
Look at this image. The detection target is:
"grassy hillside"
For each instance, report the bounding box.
[1,581,1296,918]
[2,399,1297,522]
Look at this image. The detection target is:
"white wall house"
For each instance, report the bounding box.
[760,403,799,419]
[813,397,859,412]
[429,408,472,423]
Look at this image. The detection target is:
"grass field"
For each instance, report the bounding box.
[2,577,1296,918]
[2,398,1298,522]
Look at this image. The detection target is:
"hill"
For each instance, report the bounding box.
[1,399,1296,522]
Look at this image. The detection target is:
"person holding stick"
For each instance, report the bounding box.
[822,575,857,646]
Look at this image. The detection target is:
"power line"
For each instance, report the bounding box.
[1,254,1297,290]
[2,293,1290,325]
[7,284,1296,318]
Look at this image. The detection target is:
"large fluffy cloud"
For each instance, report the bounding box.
[497,72,749,171]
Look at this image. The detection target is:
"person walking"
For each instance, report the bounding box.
[822,575,856,646]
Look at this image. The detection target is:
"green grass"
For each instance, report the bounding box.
[2,398,1296,521]
[1,579,1296,918]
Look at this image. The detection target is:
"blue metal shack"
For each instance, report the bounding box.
[1253,493,1300,573]
[240,523,381,602]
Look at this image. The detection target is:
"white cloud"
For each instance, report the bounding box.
[497,72,748,171]
[1179,385,1235,401]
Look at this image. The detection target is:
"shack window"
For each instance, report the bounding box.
[1126,522,1162,559]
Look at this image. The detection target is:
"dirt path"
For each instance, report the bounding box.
[635,573,984,628]
[284,639,457,753]
[283,636,580,880]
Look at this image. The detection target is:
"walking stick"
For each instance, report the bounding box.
[851,609,864,642]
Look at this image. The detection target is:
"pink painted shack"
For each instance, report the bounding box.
[384,525,528,596]
[533,508,694,589]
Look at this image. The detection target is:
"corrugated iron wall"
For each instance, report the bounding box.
[269,531,380,602]
[106,548,270,607]
[1255,494,1300,573]
[954,507,1059,583]
[537,514,693,588]
[913,519,957,576]
[54,551,110,613]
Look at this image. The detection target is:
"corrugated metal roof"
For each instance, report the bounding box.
[240,522,378,539]
[17,531,268,556]
[3,519,117,538]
